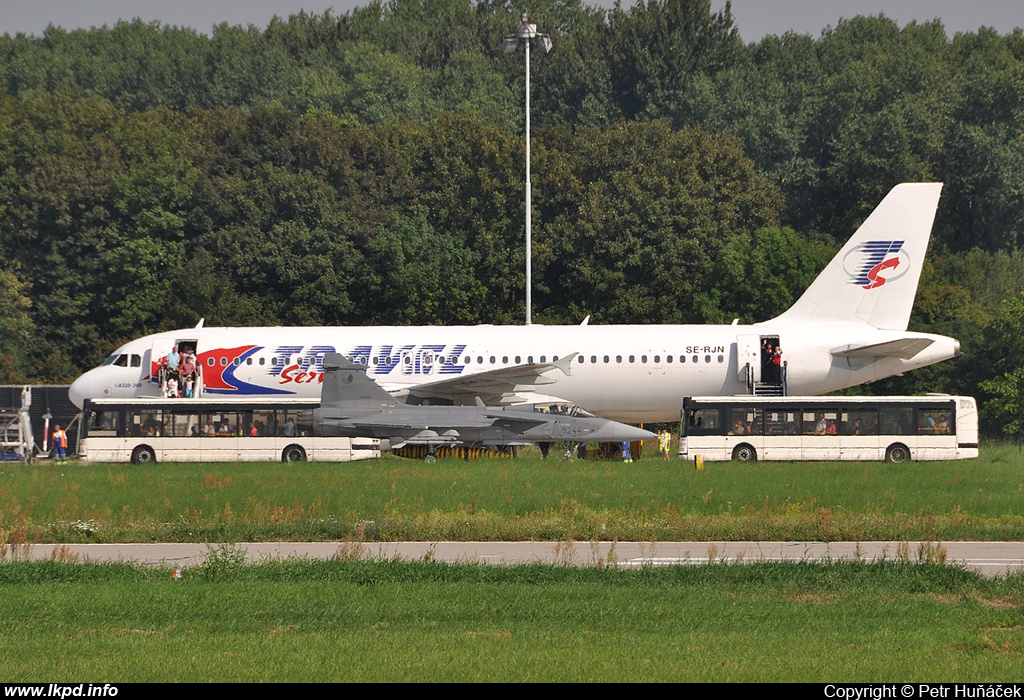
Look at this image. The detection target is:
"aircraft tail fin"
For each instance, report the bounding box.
[321,353,396,406]
[772,183,942,331]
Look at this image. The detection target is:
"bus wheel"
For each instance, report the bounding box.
[131,445,155,464]
[732,444,757,462]
[282,445,306,463]
[886,444,910,463]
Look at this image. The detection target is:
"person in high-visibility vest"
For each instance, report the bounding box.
[659,429,672,460]
[52,425,68,464]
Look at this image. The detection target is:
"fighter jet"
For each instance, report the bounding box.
[313,353,654,454]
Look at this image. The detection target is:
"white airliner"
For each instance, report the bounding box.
[69,183,958,423]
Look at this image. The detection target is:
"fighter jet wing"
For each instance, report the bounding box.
[831,338,935,360]
[381,353,578,406]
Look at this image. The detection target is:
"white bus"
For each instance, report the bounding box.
[79,397,379,464]
[679,395,979,463]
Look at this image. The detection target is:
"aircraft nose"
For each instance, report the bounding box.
[68,370,99,408]
[589,422,655,443]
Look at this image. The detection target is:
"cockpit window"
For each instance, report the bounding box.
[102,354,121,366]
[131,354,141,367]
[113,355,128,367]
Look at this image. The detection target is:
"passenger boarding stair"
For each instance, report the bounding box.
[745,363,788,396]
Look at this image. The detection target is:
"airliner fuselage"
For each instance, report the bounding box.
[68,183,960,422]
[68,321,958,423]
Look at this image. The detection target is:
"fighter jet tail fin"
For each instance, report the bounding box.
[321,353,396,407]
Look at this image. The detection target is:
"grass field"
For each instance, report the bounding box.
[1,557,1022,682]
[3,445,1023,682]
[1,443,1022,543]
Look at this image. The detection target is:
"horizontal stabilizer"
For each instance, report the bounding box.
[831,338,935,360]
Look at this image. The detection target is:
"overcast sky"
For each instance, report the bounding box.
[1,1,1020,40]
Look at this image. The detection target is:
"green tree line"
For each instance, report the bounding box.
[0,0,1022,434]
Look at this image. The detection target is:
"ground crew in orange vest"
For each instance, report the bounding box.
[52,424,68,463]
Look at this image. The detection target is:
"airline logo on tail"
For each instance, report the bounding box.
[843,240,909,290]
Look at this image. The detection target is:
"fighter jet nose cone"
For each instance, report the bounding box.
[587,421,656,443]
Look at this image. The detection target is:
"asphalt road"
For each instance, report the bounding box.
[21,540,1024,576]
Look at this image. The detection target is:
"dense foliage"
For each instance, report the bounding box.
[1,0,1022,433]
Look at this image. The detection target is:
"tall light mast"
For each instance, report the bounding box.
[503,13,552,326]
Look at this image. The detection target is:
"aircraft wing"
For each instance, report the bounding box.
[831,338,935,360]
[382,353,578,406]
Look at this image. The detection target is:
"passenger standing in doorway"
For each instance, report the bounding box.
[165,346,180,392]
[773,346,783,383]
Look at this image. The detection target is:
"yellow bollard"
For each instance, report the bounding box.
[694,454,704,471]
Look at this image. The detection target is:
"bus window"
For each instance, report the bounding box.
[728,408,762,436]
[846,409,878,436]
[87,411,116,436]
[880,407,912,435]
[688,408,721,434]
[765,410,800,436]
[918,407,952,434]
